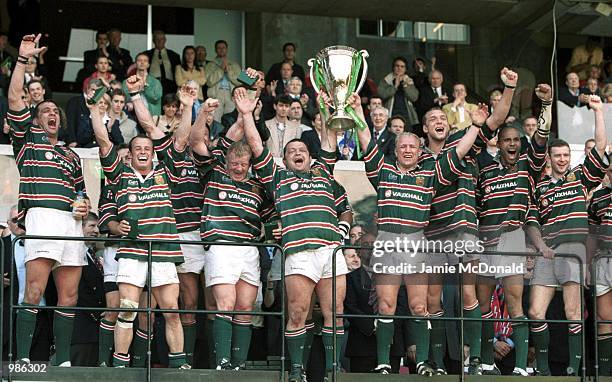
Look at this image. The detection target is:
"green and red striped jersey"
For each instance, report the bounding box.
[589,184,612,250]
[253,148,350,256]
[477,139,546,246]
[528,148,607,247]
[7,107,86,221]
[364,139,464,234]
[100,144,183,263]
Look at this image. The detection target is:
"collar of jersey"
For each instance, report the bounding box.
[134,168,156,184]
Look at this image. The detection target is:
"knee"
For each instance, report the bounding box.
[377,298,397,316]
[234,302,253,312]
[410,302,428,317]
[528,306,545,320]
[24,286,44,305]
[564,305,581,320]
[163,312,181,324]
[117,299,139,329]
[106,311,119,322]
[288,305,308,324]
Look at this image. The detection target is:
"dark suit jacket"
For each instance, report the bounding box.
[558,87,582,108]
[143,48,181,95]
[344,267,408,358]
[63,94,89,145]
[416,83,453,121]
[372,127,396,160]
[266,62,306,84]
[107,46,133,81]
[83,48,108,74]
[72,249,105,345]
[301,129,322,159]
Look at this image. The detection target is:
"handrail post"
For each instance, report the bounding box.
[146,239,152,382]
[280,246,286,382]
[331,246,338,382]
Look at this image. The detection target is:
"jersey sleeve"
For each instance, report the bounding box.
[98,182,118,234]
[525,195,541,228]
[333,179,352,216]
[161,143,189,187]
[252,147,278,200]
[99,144,124,183]
[434,147,465,187]
[318,149,337,173]
[362,139,384,190]
[526,138,547,181]
[152,134,173,162]
[580,147,608,192]
[6,107,33,158]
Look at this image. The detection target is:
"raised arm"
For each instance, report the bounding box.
[319,93,337,153]
[486,67,517,130]
[87,99,113,157]
[236,88,264,157]
[532,84,553,148]
[347,93,372,151]
[189,106,213,157]
[172,85,195,152]
[127,75,164,140]
[457,105,489,160]
[9,34,46,110]
[588,95,607,157]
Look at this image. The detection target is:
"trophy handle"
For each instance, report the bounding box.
[308,58,322,95]
[355,50,370,94]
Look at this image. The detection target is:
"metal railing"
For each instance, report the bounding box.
[330,246,589,381]
[1,235,286,382]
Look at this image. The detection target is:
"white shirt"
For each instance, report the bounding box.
[150,48,173,80]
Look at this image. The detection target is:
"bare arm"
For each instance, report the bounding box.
[87,101,113,157]
[9,34,47,110]
[235,88,263,156]
[172,86,195,152]
[347,93,371,151]
[189,107,212,157]
[588,95,607,157]
[319,93,337,153]
[127,75,164,140]
[532,84,553,147]
[486,67,517,130]
[525,225,555,259]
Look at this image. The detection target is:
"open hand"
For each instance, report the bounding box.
[178,85,194,107]
[19,34,47,59]
[469,103,490,126]
[234,88,258,115]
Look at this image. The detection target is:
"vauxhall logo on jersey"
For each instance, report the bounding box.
[484,181,517,194]
[384,189,424,202]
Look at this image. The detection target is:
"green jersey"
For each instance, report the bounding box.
[100,144,183,263]
[589,184,612,250]
[363,139,464,234]
[252,148,350,256]
[528,148,607,247]
[7,107,86,221]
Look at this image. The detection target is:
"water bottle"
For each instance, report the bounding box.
[73,190,85,218]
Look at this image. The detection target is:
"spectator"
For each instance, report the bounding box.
[83,31,109,74]
[122,52,163,116]
[154,93,181,135]
[205,40,241,122]
[581,65,602,88]
[343,248,361,272]
[264,94,301,157]
[266,42,306,84]
[195,45,210,67]
[108,79,122,92]
[70,213,104,367]
[289,99,311,134]
[582,78,601,97]
[301,111,323,159]
[82,55,115,91]
[411,56,431,88]
[175,45,206,101]
[0,94,8,144]
[566,36,603,81]
[64,78,103,147]
[477,135,499,170]
[603,83,612,103]
[442,83,478,133]
[378,56,419,128]
[109,89,138,143]
[337,130,356,161]
[369,106,395,159]
[0,31,17,93]
[286,76,316,123]
[26,79,46,108]
[519,116,537,154]
[388,115,407,135]
[270,62,293,99]
[145,30,181,96]
[106,28,133,81]
[76,92,124,148]
[348,224,364,245]
[24,55,49,96]
[365,95,383,131]
[559,72,589,108]
[416,69,452,122]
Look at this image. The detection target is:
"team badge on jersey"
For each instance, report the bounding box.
[541,198,549,207]
[290,183,299,191]
[312,168,321,176]
[128,194,137,202]
[219,191,227,200]
[566,173,576,182]
[155,175,165,185]
[385,189,392,198]
[45,151,54,160]
[181,168,187,177]
[415,176,425,186]
[485,185,491,194]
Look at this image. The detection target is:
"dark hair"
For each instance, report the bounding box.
[109,88,125,99]
[389,114,406,126]
[283,138,310,158]
[498,124,521,139]
[95,31,107,40]
[276,94,293,106]
[181,45,200,71]
[33,99,60,119]
[392,56,409,70]
[128,135,153,151]
[117,143,129,151]
[86,212,99,222]
[162,93,180,108]
[26,79,44,90]
[107,27,121,34]
[283,42,296,51]
[95,55,109,64]
[215,40,228,49]
[548,138,570,154]
[289,99,302,108]
[135,52,149,62]
[370,94,382,103]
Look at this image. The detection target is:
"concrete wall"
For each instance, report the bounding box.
[194,9,243,65]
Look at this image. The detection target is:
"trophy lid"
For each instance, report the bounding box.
[316,45,358,59]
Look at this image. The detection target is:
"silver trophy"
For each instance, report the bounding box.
[308,46,369,131]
